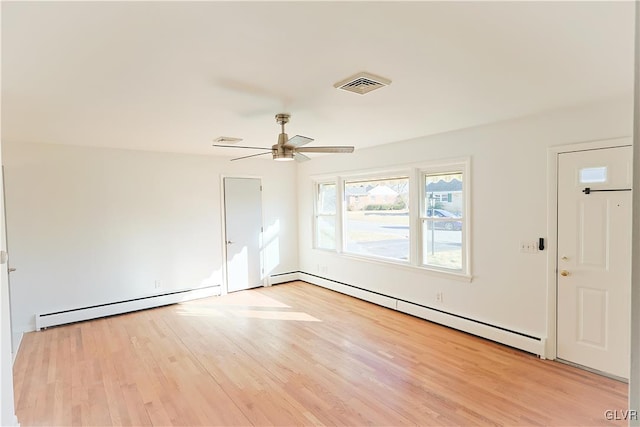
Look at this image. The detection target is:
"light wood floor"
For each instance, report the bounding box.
[14,281,627,426]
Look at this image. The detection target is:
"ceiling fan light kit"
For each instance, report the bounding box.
[213,113,355,162]
[273,146,295,162]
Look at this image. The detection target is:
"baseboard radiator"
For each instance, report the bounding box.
[297,272,546,357]
[35,285,220,330]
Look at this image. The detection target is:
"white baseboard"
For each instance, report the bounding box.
[298,273,397,310]
[35,285,220,330]
[396,301,545,356]
[268,272,301,286]
[299,272,545,357]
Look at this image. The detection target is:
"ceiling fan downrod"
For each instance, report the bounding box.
[273,113,294,161]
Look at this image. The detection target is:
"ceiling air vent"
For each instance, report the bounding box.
[213,136,243,144]
[333,72,391,95]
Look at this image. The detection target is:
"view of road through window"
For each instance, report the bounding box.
[344,177,411,260]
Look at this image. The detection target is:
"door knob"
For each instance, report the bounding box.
[561,256,569,261]
[560,270,569,277]
[226,241,234,245]
[8,267,16,273]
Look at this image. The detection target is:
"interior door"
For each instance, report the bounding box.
[557,146,632,379]
[0,164,17,424]
[1,167,16,355]
[223,177,263,293]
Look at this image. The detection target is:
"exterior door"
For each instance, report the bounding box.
[223,177,263,293]
[557,146,632,379]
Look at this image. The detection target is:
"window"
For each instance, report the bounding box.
[315,182,337,250]
[311,159,470,279]
[422,171,465,272]
[579,166,607,184]
[343,176,409,261]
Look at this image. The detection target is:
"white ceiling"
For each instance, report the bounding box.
[1,1,635,158]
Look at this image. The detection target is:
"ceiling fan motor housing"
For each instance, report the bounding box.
[272,133,294,161]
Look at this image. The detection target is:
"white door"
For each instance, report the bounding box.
[557,146,632,379]
[1,168,15,354]
[223,177,263,293]
[0,165,17,425]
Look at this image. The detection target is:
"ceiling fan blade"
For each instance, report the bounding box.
[286,135,314,147]
[294,152,311,162]
[295,146,355,153]
[230,152,272,161]
[213,144,271,150]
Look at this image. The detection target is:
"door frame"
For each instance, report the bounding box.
[220,174,265,295]
[545,136,632,360]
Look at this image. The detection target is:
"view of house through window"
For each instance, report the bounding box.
[344,177,410,261]
[315,183,337,250]
[422,172,464,270]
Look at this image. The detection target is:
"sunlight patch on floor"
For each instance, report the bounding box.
[233,310,320,322]
[184,289,291,309]
[175,288,321,321]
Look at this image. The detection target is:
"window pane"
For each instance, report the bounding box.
[425,173,463,217]
[422,220,462,270]
[316,216,336,250]
[579,167,607,184]
[423,170,465,272]
[318,183,336,215]
[344,177,409,261]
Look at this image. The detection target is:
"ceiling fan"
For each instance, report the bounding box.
[213,113,354,162]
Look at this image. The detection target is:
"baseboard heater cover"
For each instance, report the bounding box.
[298,271,546,357]
[268,271,300,286]
[35,285,220,330]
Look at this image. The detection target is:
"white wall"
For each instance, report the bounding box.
[297,96,633,345]
[2,142,298,338]
[630,0,639,419]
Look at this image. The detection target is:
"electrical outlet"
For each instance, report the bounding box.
[436,292,443,303]
[154,280,162,289]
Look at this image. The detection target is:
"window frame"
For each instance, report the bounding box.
[419,161,470,276]
[313,180,338,251]
[342,174,411,263]
[310,158,471,281]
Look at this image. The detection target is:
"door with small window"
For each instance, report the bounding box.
[556,146,632,378]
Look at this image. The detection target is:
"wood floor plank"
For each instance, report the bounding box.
[13,281,628,426]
